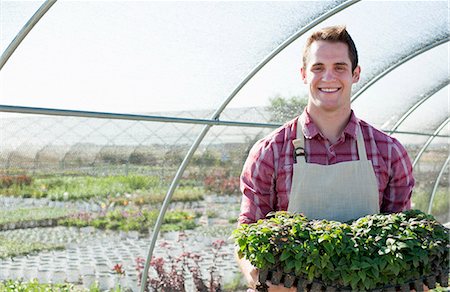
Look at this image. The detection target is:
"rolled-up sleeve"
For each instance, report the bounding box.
[381,138,415,212]
[239,139,277,224]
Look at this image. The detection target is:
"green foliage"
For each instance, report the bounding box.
[133,187,204,205]
[0,175,163,201]
[0,279,104,291]
[412,186,449,223]
[0,207,72,226]
[233,210,449,290]
[192,149,222,167]
[164,148,185,166]
[0,235,64,259]
[266,95,308,123]
[128,150,158,165]
[59,209,198,233]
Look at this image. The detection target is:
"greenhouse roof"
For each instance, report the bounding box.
[1,1,448,126]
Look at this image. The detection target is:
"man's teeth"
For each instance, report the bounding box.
[320,88,339,92]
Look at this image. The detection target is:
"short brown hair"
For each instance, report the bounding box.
[302,25,358,72]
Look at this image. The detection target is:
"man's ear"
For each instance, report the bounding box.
[300,67,307,84]
[352,65,361,83]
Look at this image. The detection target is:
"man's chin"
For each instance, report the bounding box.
[310,101,341,112]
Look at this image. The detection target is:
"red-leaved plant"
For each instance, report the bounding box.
[133,231,225,291]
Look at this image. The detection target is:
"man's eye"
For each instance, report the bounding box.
[336,67,345,72]
[312,67,322,72]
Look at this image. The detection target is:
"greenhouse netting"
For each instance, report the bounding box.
[0,0,449,291]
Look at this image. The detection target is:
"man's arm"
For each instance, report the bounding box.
[380,138,415,212]
[237,139,276,287]
[239,138,278,224]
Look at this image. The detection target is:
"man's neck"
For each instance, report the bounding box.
[306,106,351,144]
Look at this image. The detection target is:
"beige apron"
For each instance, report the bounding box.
[288,119,379,222]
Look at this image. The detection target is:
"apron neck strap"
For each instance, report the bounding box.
[294,117,368,162]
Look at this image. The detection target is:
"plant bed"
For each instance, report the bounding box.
[59,208,198,233]
[0,235,65,258]
[0,279,108,292]
[0,207,73,231]
[233,210,449,291]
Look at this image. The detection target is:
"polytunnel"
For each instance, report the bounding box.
[0,0,449,291]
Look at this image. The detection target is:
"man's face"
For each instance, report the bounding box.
[301,40,360,113]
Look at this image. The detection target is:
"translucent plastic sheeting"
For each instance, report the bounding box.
[352,43,449,137]
[228,1,449,125]
[0,1,344,115]
[411,136,449,223]
[0,112,210,174]
[0,108,276,173]
[381,132,449,223]
[0,0,45,54]
[392,85,449,137]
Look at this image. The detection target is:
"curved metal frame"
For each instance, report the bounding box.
[139,1,362,289]
[351,38,449,103]
[412,117,449,168]
[428,155,450,214]
[389,81,449,135]
[0,0,57,70]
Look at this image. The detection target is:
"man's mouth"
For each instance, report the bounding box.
[319,87,340,93]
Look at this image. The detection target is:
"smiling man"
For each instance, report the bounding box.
[237,26,415,291]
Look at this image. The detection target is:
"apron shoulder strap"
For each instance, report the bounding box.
[292,118,306,162]
[356,124,369,161]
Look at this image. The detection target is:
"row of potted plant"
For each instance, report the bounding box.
[233,210,449,291]
[0,235,64,259]
[0,170,244,201]
[58,209,198,233]
[0,279,112,292]
[0,207,72,231]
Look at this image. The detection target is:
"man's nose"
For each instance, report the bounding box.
[321,69,336,81]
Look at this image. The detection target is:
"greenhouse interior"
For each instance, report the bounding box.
[0,0,449,291]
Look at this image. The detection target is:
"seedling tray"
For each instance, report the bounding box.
[233,210,449,291]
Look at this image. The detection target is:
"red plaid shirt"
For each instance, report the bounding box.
[239,110,414,224]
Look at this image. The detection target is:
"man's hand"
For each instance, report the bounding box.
[235,247,296,292]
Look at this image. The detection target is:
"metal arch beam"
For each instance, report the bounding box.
[0,0,57,70]
[428,155,450,214]
[139,1,362,290]
[388,81,449,135]
[1,105,450,138]
[412,117,449,168]
[0,105,282,128]
[351,38,449,103]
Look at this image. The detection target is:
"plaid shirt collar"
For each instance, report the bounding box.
[299,109,359,141]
